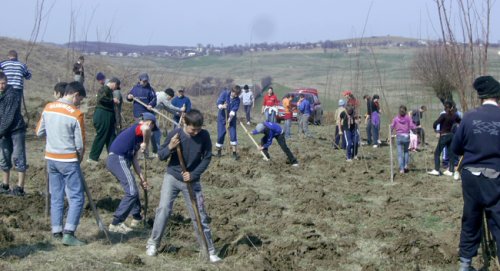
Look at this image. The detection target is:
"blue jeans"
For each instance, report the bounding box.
[265,109,276,123]
[396,134,410,170]
[284,119,292,138]
[0,131,27,172]
[366,118,373,145]
[147,173,216,254]
[344,129,359,159]
[47,160,85,233]
[244,104,252,122]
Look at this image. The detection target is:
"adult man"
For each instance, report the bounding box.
[171,88,192,125]
[409,105,427,146]
[96,72,106,87]
[252,122,299,166]
[297,94,312,138]
[362,95,374,145]
[0,50,32,95]
[239,84,254,125]
[73,56,85,84]
[127,73,157,120]
[127,73,158,156]
[146,109,221,263]
[36,81,87,245]
[0,72,27,196]
[215,85,241,159]
[88,78,120,163]
[106,113,153,234]
[282,93,293,139]
[452,76,500,271]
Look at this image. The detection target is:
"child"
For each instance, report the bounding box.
[339,105,359,161]
[390,105,416,173]
[146,109,221,263]
[106,112,153,233]
[215,85,241,159]
[251,121,299,166]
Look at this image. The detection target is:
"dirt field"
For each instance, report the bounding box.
[0,101,489,271]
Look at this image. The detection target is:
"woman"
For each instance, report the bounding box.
[261,87,279,122]
[390,105,415,173]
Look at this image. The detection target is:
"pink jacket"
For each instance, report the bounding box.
[391,115,415,135]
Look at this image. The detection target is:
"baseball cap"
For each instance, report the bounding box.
[141,112,159,131]
[139,73,149,81]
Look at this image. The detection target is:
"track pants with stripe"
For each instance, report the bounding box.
[106,153,142,225]
[344,129,359,159]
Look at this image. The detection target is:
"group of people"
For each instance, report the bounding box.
[2,48,500,270]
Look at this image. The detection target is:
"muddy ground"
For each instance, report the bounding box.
[0,101,489,271]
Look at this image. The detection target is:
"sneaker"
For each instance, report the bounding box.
[346,159,353,162]
[86,158,99,164]
[130,218,143,228]
[0,184,10,194]
[11,186,25,197]
[354,156,359,160]
[52,232,63,240]
[372,145,378,148]
[246,122,251,125]
[377,140,382,145]
[400,169,405,174]
[427,169,441,176]
[109,223,133,234]
[146,244,157,257]
[404,168,409,173]
[292,163,299,167]
[443,170,453,176]
[209,253,222,263]
[454,171,460,181]
[62,234,86,246]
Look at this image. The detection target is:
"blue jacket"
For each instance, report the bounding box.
[109,124,143,161]
[451,103,500,171]
[128,83,157,118]
[216,89,240,119]
[252,121,282,149]
[171,95,192,117]
[298,98,311,115]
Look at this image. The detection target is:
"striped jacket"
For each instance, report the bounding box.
[0,58,32,90]
[36,98,86,162]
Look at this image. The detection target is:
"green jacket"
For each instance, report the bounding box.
[96,85,114,112]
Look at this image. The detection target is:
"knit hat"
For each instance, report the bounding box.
[473,75,500,99]
[139,73,149,81]
[96,72,105,81]
[141,112,159,131]
[373,94,380,100]
[338,99,346,106]
[243,84,249,90]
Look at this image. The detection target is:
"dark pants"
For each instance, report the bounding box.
[262,133,297,164]
[434,133,455,172]
[244,104,252,123]
[344,129,359,159]
[415,127,425,145]
[459,169,500,260]
[334,126,345,149]
[106,154,142,225]
[366,118,373,145]
[89,108,116,161]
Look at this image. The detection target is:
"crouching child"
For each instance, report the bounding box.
[106,112,153,234]
[146,109,221,263]
[251,122,299,166]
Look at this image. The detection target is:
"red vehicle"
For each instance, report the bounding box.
[277,88,323,124]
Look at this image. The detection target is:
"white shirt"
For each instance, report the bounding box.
[240,91,254,105]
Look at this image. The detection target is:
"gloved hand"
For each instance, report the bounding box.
[229,111,235,117]
[218,104,225,110]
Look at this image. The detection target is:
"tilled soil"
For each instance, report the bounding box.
[0,103,487,271]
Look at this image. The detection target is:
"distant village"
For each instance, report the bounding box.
[65,36,500,59]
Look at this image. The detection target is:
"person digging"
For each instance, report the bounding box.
[106,113,153,234]
[215,85,241,160]
[251,122,299,166]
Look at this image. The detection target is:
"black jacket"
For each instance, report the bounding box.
[0,85,26,138]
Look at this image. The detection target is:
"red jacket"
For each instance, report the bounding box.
[263,94,279,107]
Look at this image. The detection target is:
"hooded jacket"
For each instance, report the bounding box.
[128,82,157,118]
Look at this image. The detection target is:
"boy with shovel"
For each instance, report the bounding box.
[215,85,241,159]
[146,109,221,263]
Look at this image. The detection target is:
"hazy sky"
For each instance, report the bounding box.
[1,0,498,46]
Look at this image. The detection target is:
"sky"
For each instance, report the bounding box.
[1,0,499,47]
